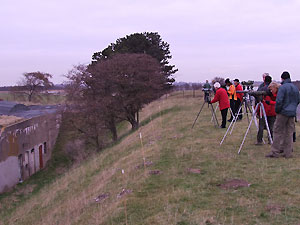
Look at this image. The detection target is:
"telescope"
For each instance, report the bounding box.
[241,80,254,90]
[237,90,267,103]
[236,90,266,96]
[202,88,211,92]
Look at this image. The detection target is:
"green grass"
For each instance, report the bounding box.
[0,91,65,105]
[0,91,299,225]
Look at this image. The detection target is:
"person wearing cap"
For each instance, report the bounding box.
[209,82,230,128]
[225,78,237,122]
[266,71,300,158]
[234,79,244,120]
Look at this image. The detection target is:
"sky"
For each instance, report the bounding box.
[1,0,300,86]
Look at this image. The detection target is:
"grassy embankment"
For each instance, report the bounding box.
[0,91,300,225]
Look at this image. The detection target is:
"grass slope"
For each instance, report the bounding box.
[1,91,300,225]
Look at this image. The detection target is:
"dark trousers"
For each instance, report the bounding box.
[220,108,228,128]
[235,98,243,119]
[257,116,276,143]
[229,99,236,120]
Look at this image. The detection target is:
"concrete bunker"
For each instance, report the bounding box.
[0,101,61,193]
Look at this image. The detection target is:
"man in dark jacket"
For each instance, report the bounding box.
[256,75,273,145]
[203,80,211,102]
[266,71,300,158]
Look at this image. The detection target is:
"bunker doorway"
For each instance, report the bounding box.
[39,145,43,169]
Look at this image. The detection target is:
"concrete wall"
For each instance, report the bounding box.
[0,113,61,193]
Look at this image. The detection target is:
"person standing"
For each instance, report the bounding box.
[209,82,230,128]
[202,80,211,102]
[234,79,244,120]
[256,79,278,145]
[258,73,269,91]
[256,75,273,145]
[266,72,300,158]
[225,78,237,122]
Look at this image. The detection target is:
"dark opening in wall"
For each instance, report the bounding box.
[44,142,47,154]
[18,154,23,182]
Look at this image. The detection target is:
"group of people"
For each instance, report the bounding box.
[207,78,244,128]
[206,71,300,158]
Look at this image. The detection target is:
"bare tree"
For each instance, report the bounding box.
[16,72,53,102]
[65,64,120,145]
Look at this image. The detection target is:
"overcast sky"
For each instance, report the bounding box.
[1,0,300,86]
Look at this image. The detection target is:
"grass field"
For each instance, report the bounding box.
[0,91,65,105]
[0,91,299,225]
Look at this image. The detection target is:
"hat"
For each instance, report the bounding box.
[281,71,290,80]
[264,75,272,84]
[233,79,239,82]
[225,78,231,84]
[214,82,221,89]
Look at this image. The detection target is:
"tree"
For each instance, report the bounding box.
[64,64,117,147]
[212,77,225,86]
[88,53,165,130]
[92,32,177,90]
[17,72,53,101]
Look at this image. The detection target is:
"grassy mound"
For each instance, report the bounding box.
[1,91,300,225]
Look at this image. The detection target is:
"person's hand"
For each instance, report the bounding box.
[265,100,270,105]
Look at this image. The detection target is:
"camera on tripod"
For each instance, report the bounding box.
[237,90,267,103]
[202,88,212,103]
[241,80,254,90]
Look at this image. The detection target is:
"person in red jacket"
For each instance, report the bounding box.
[266,82,280,135]
[234,79,244,120]
[256,78,278,144]
[209,82,230,128]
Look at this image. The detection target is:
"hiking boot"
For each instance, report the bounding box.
[265,153,279,158]
[283,154,293,159]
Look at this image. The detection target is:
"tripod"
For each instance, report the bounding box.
[220,93,256,145]
[192,95,219,129]
[237,101,273,154]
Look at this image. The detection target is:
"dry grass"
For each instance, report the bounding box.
[1,90,300,225]
[0,115,24,127]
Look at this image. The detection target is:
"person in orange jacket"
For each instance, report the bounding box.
[209,82,230,128]
[225,78,237,122]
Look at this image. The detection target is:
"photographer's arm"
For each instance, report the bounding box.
[211,91,220,104]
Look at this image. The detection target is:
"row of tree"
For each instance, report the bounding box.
[63,32,177,148]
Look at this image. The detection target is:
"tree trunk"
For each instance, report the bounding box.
[127,111,139,131]
[130,120,139,130]
[110,125,118,142]
[108,117,118,142]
